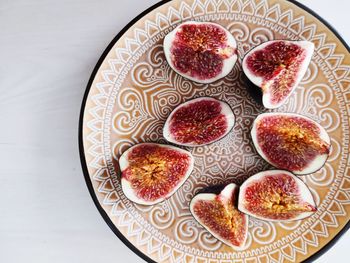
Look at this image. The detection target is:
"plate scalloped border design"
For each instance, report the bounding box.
[79,1,350,262]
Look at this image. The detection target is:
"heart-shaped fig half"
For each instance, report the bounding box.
[243,40,314,108]
[164,21,238,83]
[190,183,248,249]
[251,112,330,175]
[238,170,317,221]
[163,97,235,146]
[119,143,194,205]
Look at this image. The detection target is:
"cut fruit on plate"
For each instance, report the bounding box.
[190,183,248,249]
[163,97,235,147]
[238,170,317,221]
[119,143,194,205]
[243,40,314,109]
[164,21,238,83]
[251,112,331,175]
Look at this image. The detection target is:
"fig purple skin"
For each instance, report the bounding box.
[242,40,314,109]
[119,143,194,205]
[238,170,317,221]
[164,21,238,83]
[163,97,235,147]
[251,112,331,175]
[190,183,248,249]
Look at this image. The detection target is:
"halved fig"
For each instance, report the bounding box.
[242,40,314,108]
[190,183,248,248]
[164,21,238,83]
[251,112,330,175]
[238,170,317,221]
[163,97,235,146]
[119,143,194,205]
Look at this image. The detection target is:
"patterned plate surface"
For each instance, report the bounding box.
[79,0,350,262]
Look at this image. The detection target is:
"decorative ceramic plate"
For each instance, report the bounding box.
[79,0,350,262]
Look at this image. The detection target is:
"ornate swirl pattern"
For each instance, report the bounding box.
[113,87,149,135]
[198,230,222,251]
[250,219,277,245]
[82,0,350,262]
[174,217,200,245]
[149,202,175,230]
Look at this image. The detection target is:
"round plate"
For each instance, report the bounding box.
[79,0,350,262]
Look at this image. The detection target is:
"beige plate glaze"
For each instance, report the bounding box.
[80,0,350,262]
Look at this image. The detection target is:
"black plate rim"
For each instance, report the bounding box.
[78,1,350,262]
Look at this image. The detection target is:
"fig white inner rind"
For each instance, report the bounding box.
[190,183,248,249]
[164,21,238,83]
[238,170,317,221]
[251,112,330,175]
[119,143,194,205]
[163,97,235,147]
[242,40,314,109]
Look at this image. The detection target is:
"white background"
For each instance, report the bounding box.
[1,0,349,262]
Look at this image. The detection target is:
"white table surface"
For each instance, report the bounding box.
[1,0,349,262]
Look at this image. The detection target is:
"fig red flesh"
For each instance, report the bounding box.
[190,184,248,248]
[170,100,226,144]
[164,21,238,83]
[163,97,235,146]
[171,44,224,80]
[242,173,315,220]
[193,197,247,246]
[121,143,193,204]
[243,40,314,108]
[253,113,330,174]
[246,41,305,105]
[175,23,232,53]
[239,170,317,221]
[170,23,234,80]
